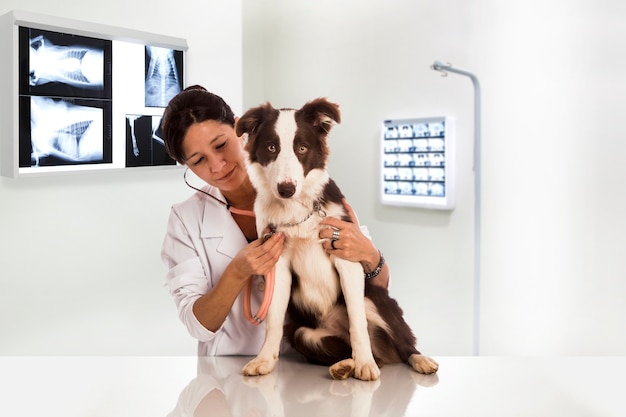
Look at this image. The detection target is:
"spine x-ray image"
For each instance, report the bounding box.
[144,46,182,107]
[125,115,175,167]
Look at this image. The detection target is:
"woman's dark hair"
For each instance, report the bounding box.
[161,85,236,164]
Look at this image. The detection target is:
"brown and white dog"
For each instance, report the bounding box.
[235,98,438,381]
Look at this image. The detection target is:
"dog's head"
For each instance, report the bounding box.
[236,98,341,201]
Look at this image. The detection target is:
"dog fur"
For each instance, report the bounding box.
[235,98,438,381]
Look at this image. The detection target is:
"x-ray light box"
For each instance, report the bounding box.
[381,116,455,210]
[0,10,187,178]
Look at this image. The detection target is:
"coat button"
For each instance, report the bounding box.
[257,282,265,292]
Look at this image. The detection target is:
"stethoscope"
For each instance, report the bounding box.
[183,168,255,217]
[183,168,271,325]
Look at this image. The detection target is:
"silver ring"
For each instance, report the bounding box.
[332,229,340,240]
[331,239,338,250]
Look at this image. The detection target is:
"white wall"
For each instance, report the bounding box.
[475,0,626,355]
[2,0,625,357]
[0,0,242,355]
[243,0,626,356]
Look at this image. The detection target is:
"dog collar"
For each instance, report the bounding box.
[278,200,327,229]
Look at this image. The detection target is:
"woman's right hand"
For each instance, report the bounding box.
[233,230,285,278]
[192,230,284,332]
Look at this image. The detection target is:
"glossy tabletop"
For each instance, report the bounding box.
[1,355,624,416]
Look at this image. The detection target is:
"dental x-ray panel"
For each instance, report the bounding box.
[0,10,187,177]
[381,116,455,210]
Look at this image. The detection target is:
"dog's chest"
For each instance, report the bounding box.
[285,239,341,316]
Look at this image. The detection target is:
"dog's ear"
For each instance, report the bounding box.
[235,102,275,138]
[297,98,341,134]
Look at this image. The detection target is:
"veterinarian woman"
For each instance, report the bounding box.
[160,85,389,356]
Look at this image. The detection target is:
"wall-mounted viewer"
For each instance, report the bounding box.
[0,10,187,178]
[381,116,455,210]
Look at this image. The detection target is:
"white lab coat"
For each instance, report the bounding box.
[161,185,269,356]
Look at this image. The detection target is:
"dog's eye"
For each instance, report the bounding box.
[297,145,308,154]
[267,143,277,153]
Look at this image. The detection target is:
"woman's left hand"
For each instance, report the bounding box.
[320,198,390,289]
[319,199,377,263]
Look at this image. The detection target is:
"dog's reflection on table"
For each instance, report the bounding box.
[168,355,438,417]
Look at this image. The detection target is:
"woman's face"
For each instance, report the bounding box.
[182,120,248,193]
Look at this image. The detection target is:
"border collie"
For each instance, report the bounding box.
[235,98,438,380]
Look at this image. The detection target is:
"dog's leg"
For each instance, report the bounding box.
[243,257,292,376]
[335,258,380,381]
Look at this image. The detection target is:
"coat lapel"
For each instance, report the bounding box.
[199,188,248,258]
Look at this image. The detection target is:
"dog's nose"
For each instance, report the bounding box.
[277,182,296,198]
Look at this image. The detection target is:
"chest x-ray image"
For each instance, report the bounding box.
[29,34,103,88]
[19,27,112,100]
[21,96,110,167]
[144,45,182,107]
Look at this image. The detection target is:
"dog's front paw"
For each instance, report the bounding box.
[409,354,439,374]
[329,358,356,380]
[354,359,380,381]
[242,355,278,376]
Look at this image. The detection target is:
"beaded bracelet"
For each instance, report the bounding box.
[364,251,385,280]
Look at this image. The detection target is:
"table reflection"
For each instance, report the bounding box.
[167,356,438,417]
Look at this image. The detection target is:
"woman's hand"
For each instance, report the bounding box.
[193,229,284,332]
[319,199,376,263]
[319,199,389,288]
[232,230,285,279]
